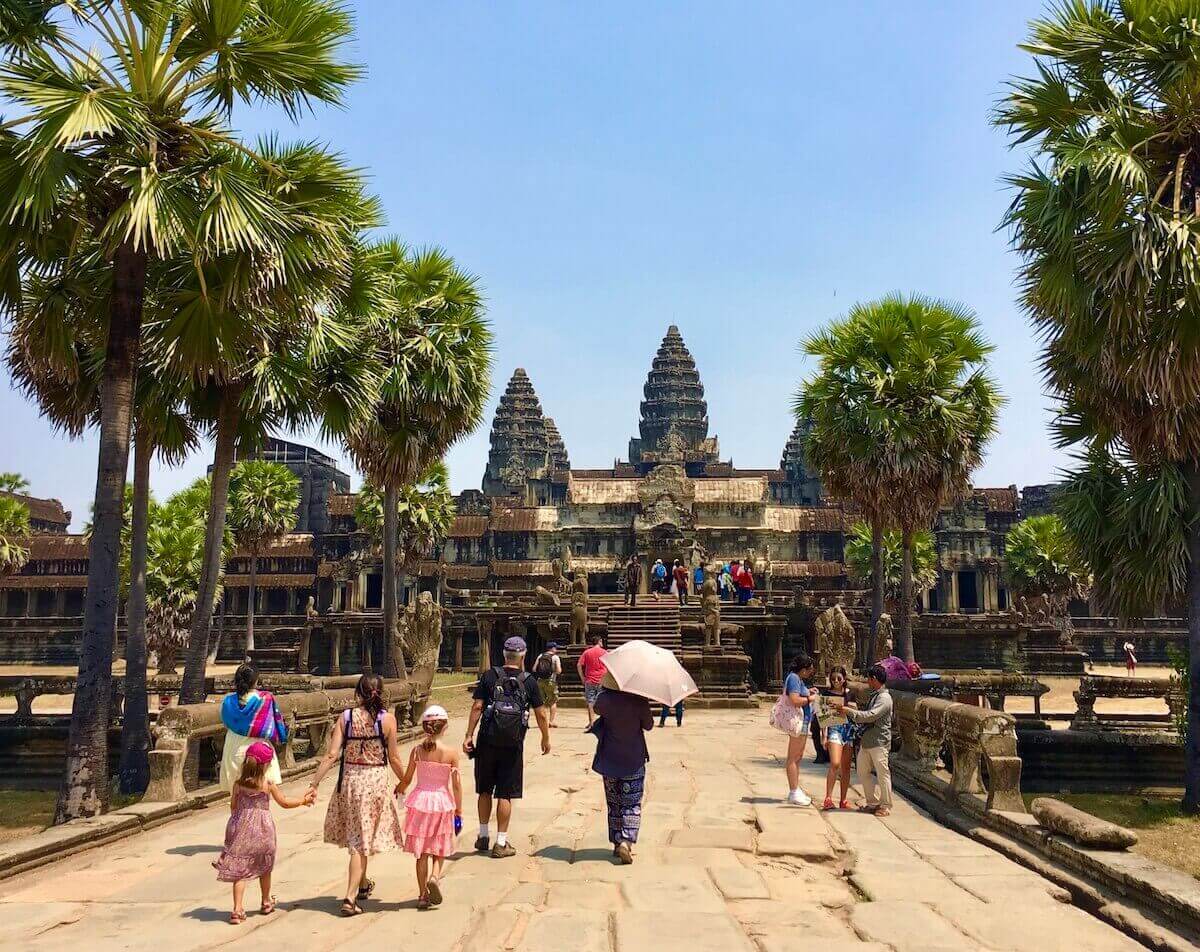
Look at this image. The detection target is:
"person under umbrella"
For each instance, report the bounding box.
[587,639,698,865]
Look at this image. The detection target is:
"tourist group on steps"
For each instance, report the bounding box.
[211,645,895,924]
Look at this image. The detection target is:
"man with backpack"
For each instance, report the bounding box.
[532,641,562,728]
[463,636,551,858]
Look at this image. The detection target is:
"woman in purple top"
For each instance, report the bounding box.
[589,686,654,865]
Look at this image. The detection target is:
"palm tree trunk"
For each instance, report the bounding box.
[867,519,885,671]
[382,484,402,679]
[245,553,257,659]
[1183,461,1200,814]
[55,241,146,823]
[180,390,240,704]
[898,525,915,663]
[117,427,152,794]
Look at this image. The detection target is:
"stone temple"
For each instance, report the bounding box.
[0,325,1060,686]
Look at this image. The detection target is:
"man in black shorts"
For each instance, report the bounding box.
[463,636,551,858]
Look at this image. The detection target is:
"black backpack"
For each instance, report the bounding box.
[482,668,531,748]
[533,653,555,679]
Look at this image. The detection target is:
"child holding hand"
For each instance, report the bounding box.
[214,740,315,923]
[397,705,462,910]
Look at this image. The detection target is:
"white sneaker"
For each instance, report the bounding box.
[786,789,812,807]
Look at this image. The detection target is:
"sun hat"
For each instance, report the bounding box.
[420,704,449,723]
[245,741,274,765]
[504,636,527,653]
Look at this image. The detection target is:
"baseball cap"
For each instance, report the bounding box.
[504,636,527,653]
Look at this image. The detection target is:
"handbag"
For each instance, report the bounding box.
[768,692,807,737]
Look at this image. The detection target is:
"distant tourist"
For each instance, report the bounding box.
[819,666,857,810]
[736,559,756,604]
[719,563,735,601]
[214,740,315,924]
[307,674,407,916]
[672,559,689,605]
[463,637,551,858]
[833,663,894,818]
[774,653,817,806]
[1124,641,1137,675]
[658,700,684,727]
[624,555,643,607]
[220,664,286,792]
[396,705,462,910]
[532,642,563,727]
[577,633,609,727]
[590,683,654,864]
[651,558,667,599]
[693,562,705,593]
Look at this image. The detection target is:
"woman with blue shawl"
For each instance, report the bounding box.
[220,664,287,791]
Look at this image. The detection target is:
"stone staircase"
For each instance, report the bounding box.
[603,602,681,650]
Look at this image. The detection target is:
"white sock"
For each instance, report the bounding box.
[478,824,489,838]
[496,831,508,847]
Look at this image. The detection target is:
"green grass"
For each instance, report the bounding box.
[1025,793,1200,880]
[0,789,142,844]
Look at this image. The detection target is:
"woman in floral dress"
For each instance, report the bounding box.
[308,674,407,916]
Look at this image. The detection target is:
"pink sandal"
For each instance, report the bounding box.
[260,896,277,915]
[229,910,246,925]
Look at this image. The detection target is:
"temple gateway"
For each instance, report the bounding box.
[2,326,1055,694]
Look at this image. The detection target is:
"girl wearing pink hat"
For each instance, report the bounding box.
[396,704,462,909]
[213,740,315,924]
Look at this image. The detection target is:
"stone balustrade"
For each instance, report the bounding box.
[1070,675,1184,732]
[144,679,415,803]
[0,672,362,725]
[858,682,1026,814]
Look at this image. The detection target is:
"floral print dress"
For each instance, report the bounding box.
[322,707,404,854]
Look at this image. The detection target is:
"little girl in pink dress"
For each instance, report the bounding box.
[398,704,462,909]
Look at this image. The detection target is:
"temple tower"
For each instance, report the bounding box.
[775,417,824,504]
[628,325,720,471]
[544,417,570,471]
[482,369,566,503]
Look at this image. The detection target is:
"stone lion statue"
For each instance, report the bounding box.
[873,612,893,664]
[569,590,588,646]
[816,603,855,676]
[701,572,721,649]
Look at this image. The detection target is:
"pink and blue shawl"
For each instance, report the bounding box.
[220,690,288,743]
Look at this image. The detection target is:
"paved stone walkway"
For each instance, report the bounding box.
[0,709,1144,951]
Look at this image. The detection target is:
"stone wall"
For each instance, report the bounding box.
[1071,617,1186,666]
[1018,728,1184,793]
[912,615,1022,670]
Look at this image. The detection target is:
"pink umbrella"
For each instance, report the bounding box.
[600,639,698,707]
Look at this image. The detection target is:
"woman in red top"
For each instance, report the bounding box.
[672,560,689,605]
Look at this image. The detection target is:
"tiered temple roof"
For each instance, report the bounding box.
[544,417,569,471]
[627,325,720,468]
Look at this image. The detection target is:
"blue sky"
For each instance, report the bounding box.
[2,1,1064,528]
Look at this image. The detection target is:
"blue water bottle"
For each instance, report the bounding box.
[454,814,463,835]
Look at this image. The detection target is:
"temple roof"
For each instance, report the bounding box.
[568,478,642,505]
[694,477,769,504]
[25,534,88,560]
[974,487,1018,512]
[544,418,569,470]
[231,533,315,558]
[1,491,70,529]
[490,507,560,532]
[763,507,845,532]
[781,418,812,473]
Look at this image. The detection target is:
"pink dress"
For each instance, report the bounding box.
[213,787,276,882]
[403,759,456,857]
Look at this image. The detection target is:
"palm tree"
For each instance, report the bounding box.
[1005,514,1089,623]
[175,146,381,705]
[227,461,301,657]
[0,495,31,580]
[0,473,29,494]
[345,245,492,680]
[844,522,937,615]
[798,295,1002,662]
[145,487,209,675]
[996,2,1200,811]
[0,1,361,822]
[354,461,456,666]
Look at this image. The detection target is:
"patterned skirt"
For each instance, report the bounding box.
[603,768,646,845]
[323,763,404,855]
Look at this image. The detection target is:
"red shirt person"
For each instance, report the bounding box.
[577,635,609,726]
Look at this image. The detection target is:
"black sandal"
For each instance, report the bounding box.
[340,899,363,917]
[356,878,375,900]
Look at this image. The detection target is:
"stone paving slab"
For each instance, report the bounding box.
[0,708,1164,951]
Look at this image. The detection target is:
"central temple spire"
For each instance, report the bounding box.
[627,325,720,470]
